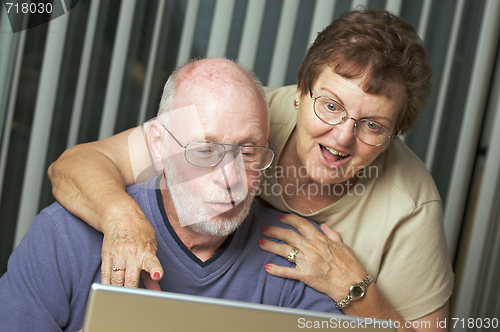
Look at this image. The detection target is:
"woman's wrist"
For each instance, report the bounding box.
[99,194,151,234]
[339,282,414,330]
[334,275,373,309]
[328,266,370,303]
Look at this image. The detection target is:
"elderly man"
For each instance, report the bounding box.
[0,58,341,331]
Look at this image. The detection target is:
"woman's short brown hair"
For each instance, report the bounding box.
[297,7,431,134]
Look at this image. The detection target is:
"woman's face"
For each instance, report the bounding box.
[294,68,402,186]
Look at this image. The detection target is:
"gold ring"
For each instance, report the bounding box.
[287,248,299,264]
[112,266,124,271]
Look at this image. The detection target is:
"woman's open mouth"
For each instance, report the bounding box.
[319,144,350,166]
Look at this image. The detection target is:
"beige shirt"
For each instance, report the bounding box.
[259,85,454,320]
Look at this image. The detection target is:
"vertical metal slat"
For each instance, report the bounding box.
[383,0,422,143]
[237,0,266,70]
[0,9,18,133]
[206,0,236,58]
[452,44,500,324]
[267,0,300,87]
[417,0,432,41]
[14,11,70,247]
[425,0,466,171]
[176,0,200,67]
[138,0,166,125]
[67,0,101,147]
[307,0,336,47]
[385,0,402,15]
[351,0,368,10]
[443,0,500,262]
[0,21,27,205]
[98,0,136,140]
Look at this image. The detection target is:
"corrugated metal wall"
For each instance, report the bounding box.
[1,0,499,329]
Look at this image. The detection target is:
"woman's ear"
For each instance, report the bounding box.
[147,120,166,172]
[294,89,302,109]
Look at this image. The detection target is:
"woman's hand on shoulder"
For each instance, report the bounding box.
[100,213,163,289]
[259,214,367,302]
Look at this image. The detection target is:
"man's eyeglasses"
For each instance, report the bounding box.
[310,91,395,146]
[163,126,277,171]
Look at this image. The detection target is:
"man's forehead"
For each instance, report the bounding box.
[164,105,266,144]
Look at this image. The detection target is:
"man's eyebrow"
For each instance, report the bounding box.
[201,133,266,146]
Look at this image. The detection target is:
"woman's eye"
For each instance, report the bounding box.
[324,101,339,112]
[366,121,381,131]
[321,97,345,113]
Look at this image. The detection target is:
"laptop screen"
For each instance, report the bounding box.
[83,283,397,331]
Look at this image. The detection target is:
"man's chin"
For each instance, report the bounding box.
[191,200,252,236]
[189,217,241,237]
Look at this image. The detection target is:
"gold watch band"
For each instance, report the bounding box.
[335,275,373,309]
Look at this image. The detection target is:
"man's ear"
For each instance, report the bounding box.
[147,120,166,172]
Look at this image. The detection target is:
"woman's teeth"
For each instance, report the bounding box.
[325,146,349,158]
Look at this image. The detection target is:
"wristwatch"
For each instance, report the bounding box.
[335,275,373,309]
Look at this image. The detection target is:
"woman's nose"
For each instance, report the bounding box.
[330,117,357,145]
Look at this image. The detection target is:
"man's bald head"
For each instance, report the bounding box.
[158,58,268,127]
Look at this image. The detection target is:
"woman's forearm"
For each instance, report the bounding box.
[342,285,448,332]
[48,127,163,287]
[48,129,141,231]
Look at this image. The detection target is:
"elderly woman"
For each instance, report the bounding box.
[49,8,453,331]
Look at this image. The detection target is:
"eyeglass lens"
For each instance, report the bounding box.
[313,97,391,146]
[185,142,273,171]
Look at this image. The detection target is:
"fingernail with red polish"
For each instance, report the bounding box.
[259,240,266,246]
[153,272,161,279]
[265,264,271,271]
[262,226,269,232]
[278,215,285,220]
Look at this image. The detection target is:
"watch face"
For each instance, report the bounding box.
[350,285,365,299]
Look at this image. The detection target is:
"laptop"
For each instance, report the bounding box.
[82,283,396,331]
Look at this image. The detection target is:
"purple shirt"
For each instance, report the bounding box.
[0,177,341,331]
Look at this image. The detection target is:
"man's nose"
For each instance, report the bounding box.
[212,152,244,189]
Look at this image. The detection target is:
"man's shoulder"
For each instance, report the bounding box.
[40,200,68,216]
[35,201,101,238]
[38,201,84,227]
[251,197,282,224]
[126,177,159,200]
[20,201,103,273]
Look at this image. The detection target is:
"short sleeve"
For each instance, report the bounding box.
[376,200,454,320]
